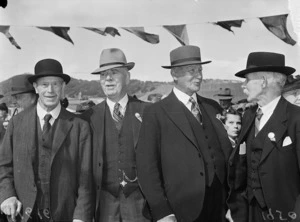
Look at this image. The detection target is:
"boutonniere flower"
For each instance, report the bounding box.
[135,113,142,122]
[268,132,276,142]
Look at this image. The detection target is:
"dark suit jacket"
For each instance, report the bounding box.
[136,91,232,222]
[0,105,94,222]
[81,96,148,222]
[228,97,300,222]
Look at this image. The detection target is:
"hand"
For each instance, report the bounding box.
[0,196,22,222]
[157,214,177,222]
[226,209,234,222]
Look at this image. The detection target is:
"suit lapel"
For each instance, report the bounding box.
[127,97,143,149]
[238,106,257,146]
[197,95,232,160]
[162,92,198,150]
[260,98,288,163]
[51,108,73,166]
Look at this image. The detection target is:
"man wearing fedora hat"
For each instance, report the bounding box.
[0,59,94,222]
[214,88,234,112]
[81,48,150,222]
[227,52,300,222]
[136,45,232,222]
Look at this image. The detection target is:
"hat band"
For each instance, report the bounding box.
[171,57,201,66]
[100,62,125,68]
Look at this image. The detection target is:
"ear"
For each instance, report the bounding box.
[33,82,38,94]
[262,76,268,88]
[126,71,131,85]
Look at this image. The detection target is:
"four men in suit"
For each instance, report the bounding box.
[228,52,300,222]
[0,59,94,222]
[136,45,232,222]
[81,48,150,222]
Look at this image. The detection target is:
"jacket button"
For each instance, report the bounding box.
[97,185,100,190]
[200,172,204,176]
[198,153,202,158]
[229,161,233,166]
[98,163,101,167]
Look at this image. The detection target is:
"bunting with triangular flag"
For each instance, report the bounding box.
[37,26,74,44]
[259,14,296,45]
[122,27,159,44]
[83,27,120,37]
[0,26,21,49]
[214,19,244,33]
[163,24,189,45]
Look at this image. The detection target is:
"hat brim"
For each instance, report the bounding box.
[28,73,71,84]
[235,66,295,78]
[162,60,211,69]
[91,62,135,74]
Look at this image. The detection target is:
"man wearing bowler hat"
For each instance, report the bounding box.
[81,48,150,222]
[227,52,300,222]
[0,59,94,222]
[136,45,232,222]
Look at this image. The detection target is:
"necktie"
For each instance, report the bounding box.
[113,103,123,122]
[189,97,202,124]
[255,108,263,136]
[43,114,52,134]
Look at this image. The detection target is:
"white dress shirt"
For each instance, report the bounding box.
[173,87,198,112]
[36,102,61,130]
[106,94,129,117]
[258,96,281,131]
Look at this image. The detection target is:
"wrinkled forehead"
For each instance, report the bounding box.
[35,76,64,83]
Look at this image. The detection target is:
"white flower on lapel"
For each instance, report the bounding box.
[135,113,142,122]
[268,132,276,142]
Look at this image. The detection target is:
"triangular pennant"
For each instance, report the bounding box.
[122,27,159,44]
[259,14,296,46]
[214,19,244,33]
[0,0,7,8]
[37,26,74,44]
[83,27,120,37]
[0,26,21,49]
[163,24,189,45]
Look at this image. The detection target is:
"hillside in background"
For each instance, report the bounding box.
[0,76,245,104]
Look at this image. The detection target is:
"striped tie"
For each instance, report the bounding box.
[189,97,202,124]
[113,103,123,123]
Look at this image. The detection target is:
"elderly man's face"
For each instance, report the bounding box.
[33,76,65,112]
[174,64,203,96]
[99,67,130,102]
[242,73,264,103]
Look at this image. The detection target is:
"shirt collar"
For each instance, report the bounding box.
[173,87,197,106]
[106,94,129,112]
[259,96,281,115]
[37,101,61,121]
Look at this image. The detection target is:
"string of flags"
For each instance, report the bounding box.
[0,13,296,50]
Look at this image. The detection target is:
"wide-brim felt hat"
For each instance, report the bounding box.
[162,45,211,69]
[92,48,135,74]
[235,52,295,78]
[5,74,36,96]
[214,88,233,100]
[28,59,71,84]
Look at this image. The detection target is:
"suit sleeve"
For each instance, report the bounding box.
[0,118,17,204]
[73,120,95,222]
[293,117,300,221]
[136,105,173,221]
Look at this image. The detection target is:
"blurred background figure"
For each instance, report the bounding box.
[60,97,69,108]
[221,107,242,147]
[75,100,95,114]
[6,74,37,113]
[0,103,8,122]
[147,93,163,103]
[214,87,234,111]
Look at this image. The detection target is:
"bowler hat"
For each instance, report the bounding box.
[28,59,71,84]
[214,88,233,100]
[235,52,295,78]
[92,48,135,74]
[6,74,35,96]
[162,45,211,69]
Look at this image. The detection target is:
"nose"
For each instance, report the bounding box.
[47,84,54,92]
[105,73,113,81]
[241,81,246,89]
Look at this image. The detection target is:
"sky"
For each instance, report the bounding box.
[0,0,299,83]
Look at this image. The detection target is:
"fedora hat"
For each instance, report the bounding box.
[214,88,233,100]
[162,45,211,69]
[5,74,35,96]
[28,59,71,84]
[235,52,295,78]
[92,48,135,74]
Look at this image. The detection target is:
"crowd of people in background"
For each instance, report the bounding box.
[0,45,299,222]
